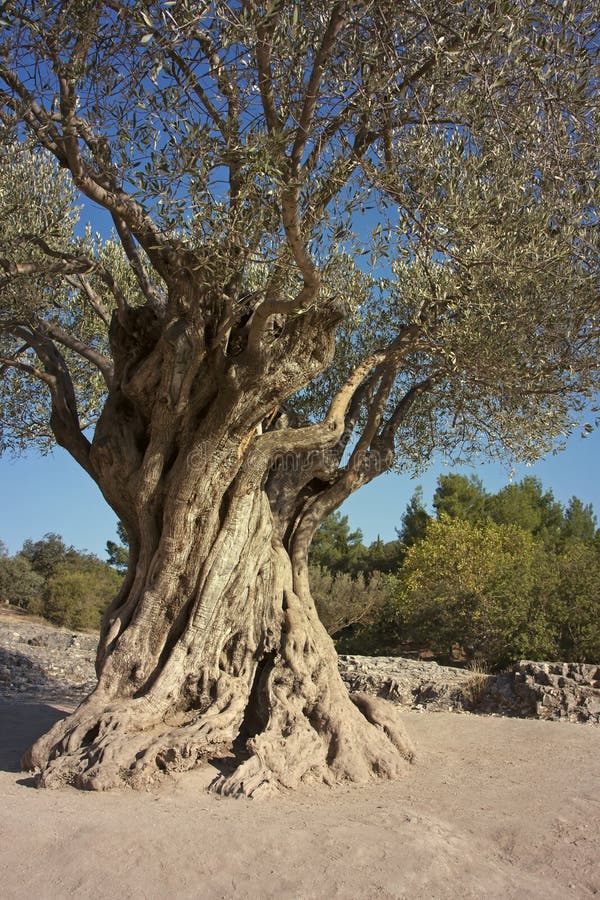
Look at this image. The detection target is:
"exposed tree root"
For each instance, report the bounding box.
[22,503,414,798]
[22,675,414,796]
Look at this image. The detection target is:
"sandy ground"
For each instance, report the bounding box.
[0,699,598,900]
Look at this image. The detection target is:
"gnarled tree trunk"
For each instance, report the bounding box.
[23,300,414,797]
[24,468,413,796]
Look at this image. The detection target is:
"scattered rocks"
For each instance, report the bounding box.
[0,610,97,703]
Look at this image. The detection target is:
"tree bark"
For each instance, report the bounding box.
[23,455,413,796]
[19,290,415,796]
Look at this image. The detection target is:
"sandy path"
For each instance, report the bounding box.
[0,699,598,899]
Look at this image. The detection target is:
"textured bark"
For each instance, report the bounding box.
[22,300,414,797]
[23,474,413,796]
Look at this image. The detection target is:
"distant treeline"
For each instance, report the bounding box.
[0,533,121,630]
[309,475,600,669]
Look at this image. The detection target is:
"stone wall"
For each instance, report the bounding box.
[338,655,600,724]
[511,661,600,724]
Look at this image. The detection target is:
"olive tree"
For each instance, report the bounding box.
[0,1,598,795]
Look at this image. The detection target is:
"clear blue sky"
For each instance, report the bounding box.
[1,426,598,558]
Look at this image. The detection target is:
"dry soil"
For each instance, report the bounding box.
[0,696,598,899]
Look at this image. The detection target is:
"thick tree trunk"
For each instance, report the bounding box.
[23,473,413,796]
[22,293,414,796]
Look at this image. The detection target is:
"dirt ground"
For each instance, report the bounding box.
[0,698,598,899]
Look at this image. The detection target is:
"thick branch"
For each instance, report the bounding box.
[290,3,349,174]
[255,5,285,133]
[0,253,93,283]
[0,355,54,385]
[111,215,165,313]
[65,275,112,328]
[39,320,114,387]
[12,326,94,476]
[326,324,422,427]
[378,377,434,450]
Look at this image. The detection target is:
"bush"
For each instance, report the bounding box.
[45,560,122,630]
[310,565,391,639]
[386,517,559,669]
[0,553,45,613]
[551,539,600,662]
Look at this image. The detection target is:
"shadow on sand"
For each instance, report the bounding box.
[0,698,70,779]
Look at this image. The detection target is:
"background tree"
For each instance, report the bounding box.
[551,539,600,661]
[45,554,123,630]
[308,512,365,577]
[388,517,558,669]
[433,474,489,525]
[20,533,76,581]
[0,551,45,613]
[397,487,431,551]
[0,533,121,623]
[487,477,564,542]
[359,535,405,577]
[560,497,598,544]
[106,522,130,574]
[0,1,598,795]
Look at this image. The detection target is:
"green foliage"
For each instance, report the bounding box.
[561,498,598,543]
[359,536,404,577]
[387,517,559,669]
[309,565,390,638]
[433,475,489,525]
[0,145,113,455]
[487,477,564,541]
[0,553,45,613]
[308,513,402,641]
[106,522,130,573]
[396,487,431,550]
[310,475,599,664]
[308,513,366,577]
[550,540,600,662]
[45,558,122,630]
[20,533,74,579]
[106,522,129,574]
[1,533,122,629]
[105,542,129,574]
[431,474,590,547]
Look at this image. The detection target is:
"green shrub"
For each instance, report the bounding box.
[386,517,559,669]
[45,560,122,630]
[0,553,45,612]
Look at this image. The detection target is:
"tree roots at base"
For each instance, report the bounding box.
[22,685,415,798]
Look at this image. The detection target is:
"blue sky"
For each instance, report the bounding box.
[1,425,598,558]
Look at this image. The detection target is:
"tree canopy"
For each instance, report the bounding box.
[0,0,598,496]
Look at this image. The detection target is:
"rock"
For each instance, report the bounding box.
[337,655,599,724]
